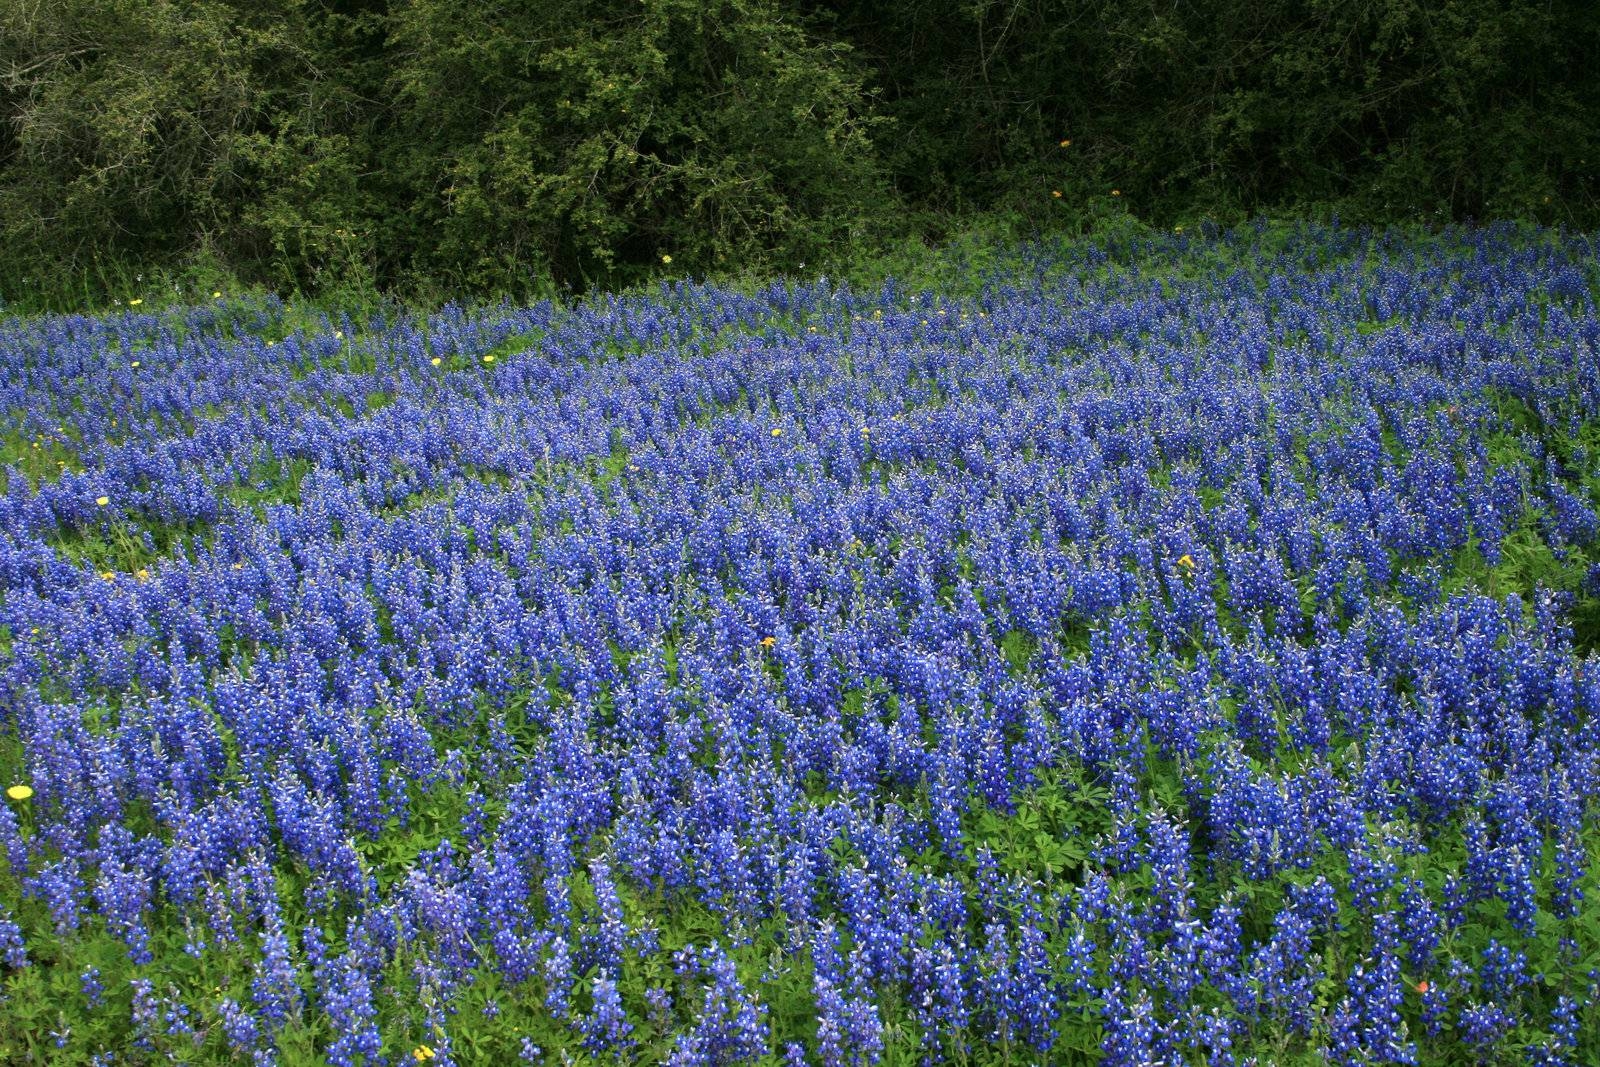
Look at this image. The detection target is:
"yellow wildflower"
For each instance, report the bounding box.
[100,571,115,581]
[412,1047,436,1062]
[771,428,783,437]
[96,496,110,506]
[1177,554,1196,570]
[1060,139,1072,147]
[661,254,672,265]
[6,785,32,802]
[482,354,495,364]
[131,360,140,368]
[1051,190,1062,199]
[213,291,222,299]
[136,568,150,580]
[760,636,776,648]
[128,298,144,306]
[1111,189,1121,197]
[431,357,442,367]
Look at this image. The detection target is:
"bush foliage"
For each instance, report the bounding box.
[3,0,1597,302]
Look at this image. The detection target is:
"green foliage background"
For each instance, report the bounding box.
[3,0,1597,305]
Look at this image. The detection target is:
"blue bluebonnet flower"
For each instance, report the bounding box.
[0,227,1596,1063]
[0,909,25,968]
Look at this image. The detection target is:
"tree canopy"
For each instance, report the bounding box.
[3,0,1596,300]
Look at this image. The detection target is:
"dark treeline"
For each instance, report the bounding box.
[4,0,1597,301]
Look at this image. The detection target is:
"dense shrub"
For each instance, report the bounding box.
[2,0,1597,302]
[381,0,886,292]
[840,0,1600,223]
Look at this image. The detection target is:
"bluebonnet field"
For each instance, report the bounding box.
[1,223,1599,1065]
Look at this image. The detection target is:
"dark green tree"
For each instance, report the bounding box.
[381,0,886,291]
[2,0,1596,304]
